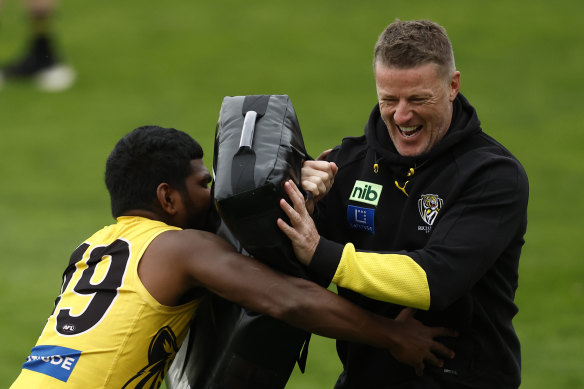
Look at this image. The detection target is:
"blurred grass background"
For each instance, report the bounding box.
[0,0,582,387]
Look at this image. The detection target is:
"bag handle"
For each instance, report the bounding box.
[230,95,271,193]
[239,110,257,149]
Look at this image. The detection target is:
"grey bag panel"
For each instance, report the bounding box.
[214,94,307,200]
[214,94,309,277]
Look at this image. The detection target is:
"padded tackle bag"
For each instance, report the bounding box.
[167,95,312,389]
[213,94,310,277]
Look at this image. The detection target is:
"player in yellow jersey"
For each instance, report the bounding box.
[11,125,456,388]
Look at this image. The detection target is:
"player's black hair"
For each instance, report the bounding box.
[105,125,204,218]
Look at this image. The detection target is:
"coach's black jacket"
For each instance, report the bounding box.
[310,93,528,388]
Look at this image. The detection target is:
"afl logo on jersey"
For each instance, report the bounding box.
[418,194,443,226]
[61,324,76,333]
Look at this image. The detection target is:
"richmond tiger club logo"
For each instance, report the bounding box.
[418,194,443,232]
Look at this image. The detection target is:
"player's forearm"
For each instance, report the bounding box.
[216,264,401,348]
[194,243,402,349]
[275,277,402,350]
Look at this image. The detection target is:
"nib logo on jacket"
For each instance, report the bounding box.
[350,180,383,206]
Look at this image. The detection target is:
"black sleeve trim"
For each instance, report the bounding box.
[308,237,344,287]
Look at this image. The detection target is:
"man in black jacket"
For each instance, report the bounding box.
[278,19,529,388]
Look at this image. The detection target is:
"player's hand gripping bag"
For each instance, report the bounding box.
[166,95,312,389]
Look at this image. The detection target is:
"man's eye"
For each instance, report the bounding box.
[380,99,397,107]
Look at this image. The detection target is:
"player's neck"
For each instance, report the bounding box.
[120,209,164,223]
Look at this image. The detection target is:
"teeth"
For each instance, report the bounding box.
[398,126,420,137]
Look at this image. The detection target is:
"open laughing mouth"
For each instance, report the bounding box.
[397,125,422,138]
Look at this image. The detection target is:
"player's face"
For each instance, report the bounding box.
[375,62,460,157]
[176,159,212,230]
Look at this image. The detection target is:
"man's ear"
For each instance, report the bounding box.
[156,183,179,215]
[449,70,461,102]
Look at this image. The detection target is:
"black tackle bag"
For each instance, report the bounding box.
[167,95,312,389]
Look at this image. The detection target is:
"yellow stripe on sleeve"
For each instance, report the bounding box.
[332,243,430,310]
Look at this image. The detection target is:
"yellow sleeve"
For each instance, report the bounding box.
[332,243,430,310]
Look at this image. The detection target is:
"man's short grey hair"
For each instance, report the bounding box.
[373,19,456,79]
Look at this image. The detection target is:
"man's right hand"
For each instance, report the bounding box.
[301,149,338,214]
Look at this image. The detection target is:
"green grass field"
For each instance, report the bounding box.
[1,1,582,387]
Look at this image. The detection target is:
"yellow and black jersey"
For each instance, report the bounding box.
[11,216,201,389]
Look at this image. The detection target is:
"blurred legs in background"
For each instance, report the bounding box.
[0,0,75,91]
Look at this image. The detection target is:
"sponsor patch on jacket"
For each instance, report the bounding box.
[349,180,383,206]
[347,205,375,234]
[22,345,81,382]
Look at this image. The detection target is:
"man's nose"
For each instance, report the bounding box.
[393,101,413,124]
